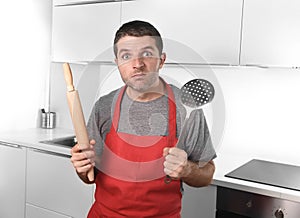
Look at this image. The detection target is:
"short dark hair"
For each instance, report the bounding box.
[113,20,163,57]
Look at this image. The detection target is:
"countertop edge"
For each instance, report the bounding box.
[0,128,74,156]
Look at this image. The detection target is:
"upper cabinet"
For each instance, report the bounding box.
[51,0,300,67]
[53,0,122,6]
[52,0,243,64]
[51,1,121,62]
[240,0,300,67]
[121,0,243,65]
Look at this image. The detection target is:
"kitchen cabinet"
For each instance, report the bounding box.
[26,148,93,218]
[121,0,243,65]
[53,0,120,6]
[181,184,216,217]
[51,1,121,62]
[240,0,300,67]
[0,142,26,218]
[26,203,71,218]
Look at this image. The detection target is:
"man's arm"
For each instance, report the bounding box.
[163,147,215,187]
[180,160,215,187]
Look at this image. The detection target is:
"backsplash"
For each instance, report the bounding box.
[214,66,300,164]
[50,63,300,164]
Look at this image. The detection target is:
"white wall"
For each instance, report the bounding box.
[0,0,52,131]
[214,66,300,164]
[2,1,300,166]
[49,62,300,164]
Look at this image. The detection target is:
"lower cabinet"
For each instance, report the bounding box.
[0,142,26,218]
[181,184,217,217]
[26,203,71,218]
[26,149,94,218]
[1,142,216,218]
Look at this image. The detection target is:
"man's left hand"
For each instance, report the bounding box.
[163,147,191,179]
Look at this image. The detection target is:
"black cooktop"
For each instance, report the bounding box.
[225,159,300,191]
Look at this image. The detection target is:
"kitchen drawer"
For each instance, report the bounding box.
[26,203,71,218]
[0,142,26,218]
[26,148,93,218]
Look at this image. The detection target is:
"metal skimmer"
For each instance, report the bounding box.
[181,79,215,110]
[164,79,215,184]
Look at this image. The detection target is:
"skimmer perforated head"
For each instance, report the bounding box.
[180,79,215,108]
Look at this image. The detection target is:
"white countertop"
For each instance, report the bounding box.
[1,128,300,203]
[0,128,74,156]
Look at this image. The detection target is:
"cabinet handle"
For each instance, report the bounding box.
[30,148,71,158]
[0,141,22,149]
[55,0,124,7]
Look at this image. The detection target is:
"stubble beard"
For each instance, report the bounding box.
[125,71,159,93]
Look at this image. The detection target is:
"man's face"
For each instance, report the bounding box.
[115,36,166,93]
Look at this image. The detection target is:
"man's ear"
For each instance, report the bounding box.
[159,53,166,69]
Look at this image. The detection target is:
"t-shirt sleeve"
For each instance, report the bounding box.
[87,100,104,156]
[181,109,216,163]
[86,89,119,157]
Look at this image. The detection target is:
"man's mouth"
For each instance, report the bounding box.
[132,73,146,78]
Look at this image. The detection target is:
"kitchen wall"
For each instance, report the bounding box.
[50,62,300,164]
[0,0,52,131]
[2,0,299,165]
[214,66,300,165]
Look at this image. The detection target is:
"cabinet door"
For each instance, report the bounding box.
[0,143,26,218]
[121,0,243,65]
[26,203,71,218]
[181,184,216,217]
[53,0,115,6]
[26,149,93,218]
[240,0,300,67]
[52,2,121,62]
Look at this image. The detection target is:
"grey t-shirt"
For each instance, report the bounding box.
[87,85,216,163]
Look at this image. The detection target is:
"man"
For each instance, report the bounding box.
[71,20,216,217]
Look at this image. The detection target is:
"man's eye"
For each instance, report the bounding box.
[121,54,131,60]
[142,51,152,57]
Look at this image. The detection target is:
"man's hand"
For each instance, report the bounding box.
[70,139,96,183]
[163,147,190,179]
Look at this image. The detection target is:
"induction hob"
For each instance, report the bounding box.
[225,159,300,191]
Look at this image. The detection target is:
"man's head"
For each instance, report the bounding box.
[113,20,166,95]
[113,20,163,57]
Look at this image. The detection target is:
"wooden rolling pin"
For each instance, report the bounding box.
[63,62,94,182]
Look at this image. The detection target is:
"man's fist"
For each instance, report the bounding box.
[163,147,190,179]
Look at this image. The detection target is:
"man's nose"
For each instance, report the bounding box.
[132,57,145,69]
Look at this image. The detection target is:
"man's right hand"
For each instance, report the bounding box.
[70,139,96,183]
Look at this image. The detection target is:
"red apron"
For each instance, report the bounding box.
[88,84,181,218]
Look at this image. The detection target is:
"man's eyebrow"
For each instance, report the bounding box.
[142,46,155,51]
[118,48,131,54]
[118,46,156,55]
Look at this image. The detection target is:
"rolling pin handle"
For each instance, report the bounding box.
[63,63,75,92]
